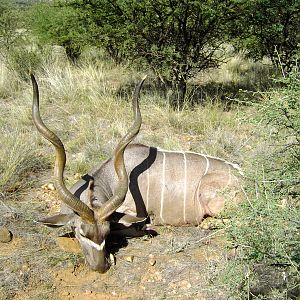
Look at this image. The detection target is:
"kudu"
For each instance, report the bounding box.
[31,74,242,273]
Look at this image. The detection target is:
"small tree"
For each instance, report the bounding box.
[0,0,23,54]
[68,0,239,106]
[0,0,42,79]
[231,0,300,73]
[27,2,88,63]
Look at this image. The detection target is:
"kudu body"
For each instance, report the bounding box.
[31,75,241,273]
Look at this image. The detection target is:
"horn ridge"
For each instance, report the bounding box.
[97,76,146,221]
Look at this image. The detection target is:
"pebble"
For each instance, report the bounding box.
[41,183,55,191]
[124,255,134,263]
[148,254,156,266]
[47,183,55,191]
[110,253,116,265]
[0,226,12,243]
[74,173,82,180]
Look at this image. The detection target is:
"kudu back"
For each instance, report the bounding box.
[31,75,242,273]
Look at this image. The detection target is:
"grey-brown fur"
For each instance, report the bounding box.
[72,143,241,227]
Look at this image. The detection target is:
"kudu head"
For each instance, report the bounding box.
[31,74,146,272]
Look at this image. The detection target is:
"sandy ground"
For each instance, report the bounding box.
[0,181,232,300]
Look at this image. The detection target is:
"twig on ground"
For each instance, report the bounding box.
[194,227,229,245]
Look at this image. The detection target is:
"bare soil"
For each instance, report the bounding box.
[0,180,231,300]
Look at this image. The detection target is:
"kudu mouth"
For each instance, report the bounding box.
[31,73,146,272]
[75,226,110,273]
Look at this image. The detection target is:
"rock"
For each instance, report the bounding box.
[47,183,55,191]
[41,183,56,192]
[148,254,156,266]
[74,173,82,180]
[110,253,116,265]
[0,226,12,243]
[149,258,156,266]
[124,255,134,263]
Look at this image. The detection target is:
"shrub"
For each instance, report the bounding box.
[231,0,300,73]
[222,71,300,298]
[27,2,88,64]
[0,133,46,196]
[7,47,43,81]
[43,0,242,106]
[0,0,23,53]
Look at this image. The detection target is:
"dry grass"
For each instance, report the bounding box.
[195,52,275,89]
[0,47,254,191]
[0,47,275,299]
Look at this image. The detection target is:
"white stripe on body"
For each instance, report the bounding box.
[160,152,166,223]
[183,152,187,223]
[157,148,243,175]
[202,154,210,176]
[194,180,203,225]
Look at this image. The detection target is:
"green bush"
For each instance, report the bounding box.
[0,0,23,52]
[0,0,44,79]
[222,72,300,298]
[27,2,88,63]
[42,0,241,106]
[231,0,300,73]
[261,72,300,194]
[7,47,43,80]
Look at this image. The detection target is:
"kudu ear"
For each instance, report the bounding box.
[37,213,75,227]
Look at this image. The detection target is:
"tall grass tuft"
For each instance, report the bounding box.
[0,132,45,195]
